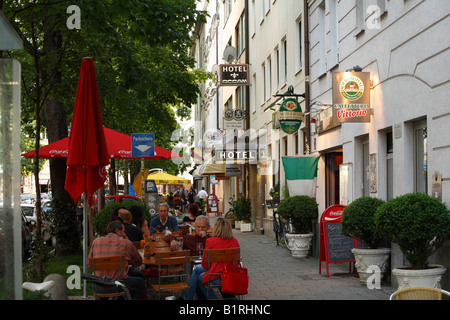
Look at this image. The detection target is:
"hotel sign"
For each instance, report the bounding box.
[332,72,371,123]
[220,64,250,86]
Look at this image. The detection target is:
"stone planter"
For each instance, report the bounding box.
[393,264,447,290]
[352,248,391,285]
[240,222,253,232]
[235,220,241,229]
[285,233,313,258]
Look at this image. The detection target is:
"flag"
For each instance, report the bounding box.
[282,156,320,198]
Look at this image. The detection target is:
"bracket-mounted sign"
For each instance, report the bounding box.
[279,98,304,135]
[220,64,250,86]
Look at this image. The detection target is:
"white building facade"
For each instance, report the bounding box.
[308,0,450,285]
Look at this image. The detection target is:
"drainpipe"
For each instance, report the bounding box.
[304,0,311,154]
[244,0,250,196]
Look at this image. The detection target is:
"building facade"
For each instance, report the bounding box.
[192,0,450,286]
[307,0,450,286]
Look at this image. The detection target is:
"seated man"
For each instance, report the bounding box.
[164,215,210,256]
[88,220,145,300]
[118,208,143,242]
[149,202,179,235]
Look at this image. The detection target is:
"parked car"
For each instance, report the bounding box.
[105,195,143,205]
[21,204,53,245]
[0,207,33,258]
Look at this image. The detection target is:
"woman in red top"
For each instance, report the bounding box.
[180,218,239,300]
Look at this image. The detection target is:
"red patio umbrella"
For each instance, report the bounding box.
[22,127,181,160]
[64,58,110,206]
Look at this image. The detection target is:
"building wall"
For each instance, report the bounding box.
[308,0,450,285]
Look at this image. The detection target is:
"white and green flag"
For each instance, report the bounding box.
[282,156,320,198]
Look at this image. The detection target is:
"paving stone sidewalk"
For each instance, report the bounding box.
[233,230,394,300]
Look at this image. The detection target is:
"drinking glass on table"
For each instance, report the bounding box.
[196,243,204,257]
[176,237,183,251]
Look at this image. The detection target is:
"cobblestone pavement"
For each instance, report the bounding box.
[233,230,394,300]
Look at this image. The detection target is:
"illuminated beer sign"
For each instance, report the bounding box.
[332,72,371,123]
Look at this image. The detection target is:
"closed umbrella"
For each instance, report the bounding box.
[64,58,110,298]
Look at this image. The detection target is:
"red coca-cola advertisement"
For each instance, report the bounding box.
[319,205,357,277]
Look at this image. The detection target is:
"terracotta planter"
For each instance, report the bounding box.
[393,264,447,290]
[352,248,391,285]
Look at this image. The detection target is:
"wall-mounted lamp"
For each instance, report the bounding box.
[303,101,332,116]
[346,65,363,72]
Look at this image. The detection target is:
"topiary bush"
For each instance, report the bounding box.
[277,195,318,234]
[375,193,450,269]
[341,197,385,249]
[93,200,148,236]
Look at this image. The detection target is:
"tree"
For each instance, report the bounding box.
[3,0,207,262]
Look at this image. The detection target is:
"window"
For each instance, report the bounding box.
[251,73,256,113]
[236,14,246,57]
[268,55,272,97]
[250,0,256,36]
[414,123,427,193]
[297,19,303,72]
[386,131,393,200]
[275,47,280,89]
[224,0,232,22]
[282,38,287,85]
[318,1,326,76]
[262,63,266,104]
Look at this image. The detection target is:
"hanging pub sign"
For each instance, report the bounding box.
[220,64,250,86]
[278,98,304,135]
[332,72,371,123]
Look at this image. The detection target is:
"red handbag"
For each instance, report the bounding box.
[221,263,249,295]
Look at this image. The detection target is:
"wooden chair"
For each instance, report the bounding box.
[179,225,190,235]
[203,248,242,300]
[151,250,191,299]
[88,255,132,300]
[390,287,450,300]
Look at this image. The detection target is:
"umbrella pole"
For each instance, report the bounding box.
[83,191,88,299]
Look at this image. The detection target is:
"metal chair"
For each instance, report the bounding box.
[390,287,450,300]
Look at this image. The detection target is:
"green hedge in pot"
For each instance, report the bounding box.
[341,197,385,249]
[277,195,318,234]
[374,193,450,269]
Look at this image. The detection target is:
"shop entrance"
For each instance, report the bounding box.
[325,150,343,207]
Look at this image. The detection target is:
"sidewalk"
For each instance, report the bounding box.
[233,229,394,300]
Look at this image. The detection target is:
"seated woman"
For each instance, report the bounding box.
[180,217,239,300]
[182,203,199,224]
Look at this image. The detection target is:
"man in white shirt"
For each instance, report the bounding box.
[197,187,208,200]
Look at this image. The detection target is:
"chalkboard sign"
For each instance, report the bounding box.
[324,222,356,262]
[319,204,357,277]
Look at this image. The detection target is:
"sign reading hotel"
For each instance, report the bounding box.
[332,72,371,123]
[220,64,249,86]
[279,98,304,134]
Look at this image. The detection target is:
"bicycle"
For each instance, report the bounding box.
[267,199,291,248]
[224,197,234,218]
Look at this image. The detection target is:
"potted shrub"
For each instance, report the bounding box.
[341,197,391,285]
[233,195,252,232]
[375,193,450,289]
[226,212,235,228]
[277,195,318,258]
